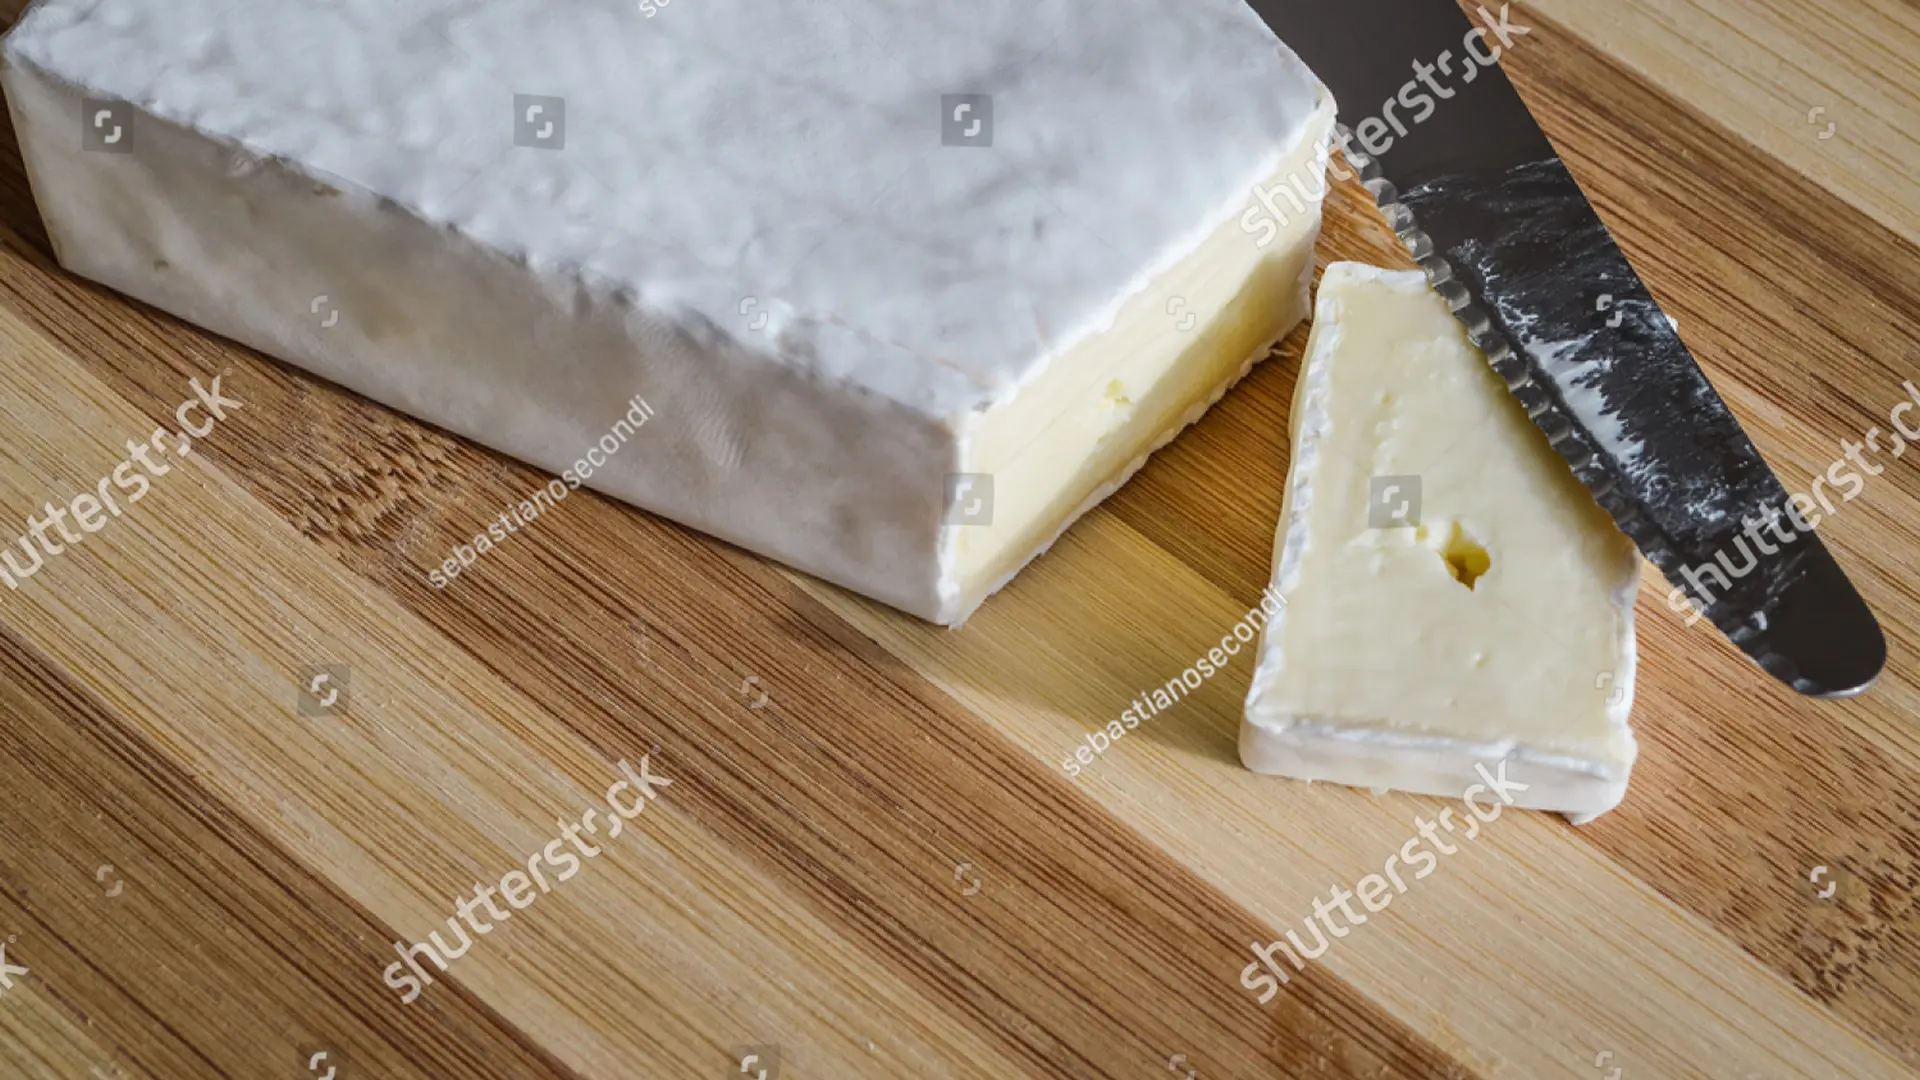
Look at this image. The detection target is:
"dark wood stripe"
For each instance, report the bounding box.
[0,240,1475,1077]
[0,626,586,1080]
[3,1,1913,1068]
[1110,8,1920,1062]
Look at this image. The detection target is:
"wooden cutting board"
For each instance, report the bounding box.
[0,1,1915,1077]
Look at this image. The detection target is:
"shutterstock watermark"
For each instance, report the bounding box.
[1665,379,1920,626]
[383,755,673,1003]
[1,375,241,591]
[1061,586,1284,777]
[1238,761,1528,1001]
[1241,3,1532,248]
[429,395,653,588]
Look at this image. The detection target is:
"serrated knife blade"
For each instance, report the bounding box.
[1245,0,1885,697]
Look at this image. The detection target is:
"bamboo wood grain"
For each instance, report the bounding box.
[1528,0,1920,246]
[0,2,1914,1078]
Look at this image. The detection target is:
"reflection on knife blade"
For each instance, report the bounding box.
[1241,0,1885,696]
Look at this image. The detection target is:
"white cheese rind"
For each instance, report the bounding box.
[1243,263,1640,820]
[2,0,1330,623]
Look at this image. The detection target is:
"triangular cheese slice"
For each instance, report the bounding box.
[1242,263,1640,822]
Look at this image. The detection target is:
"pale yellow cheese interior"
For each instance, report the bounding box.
[1249,262,1640,780]
[951,98,1336,611]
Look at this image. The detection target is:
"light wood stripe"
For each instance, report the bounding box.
[1529,0,1920,247]
[0,1,1915,1077]
[0,311,1047,1077]
[800,526,1910,1079]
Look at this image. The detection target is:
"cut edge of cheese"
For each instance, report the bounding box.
[1,6,1335,627]
[1242,262,1640,823]
[945,93,1335,622]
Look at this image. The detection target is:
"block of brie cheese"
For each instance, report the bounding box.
[2,0,1335,624]
[1243,263,1641,821]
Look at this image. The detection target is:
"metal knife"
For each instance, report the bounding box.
[1244,0,1885,697]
